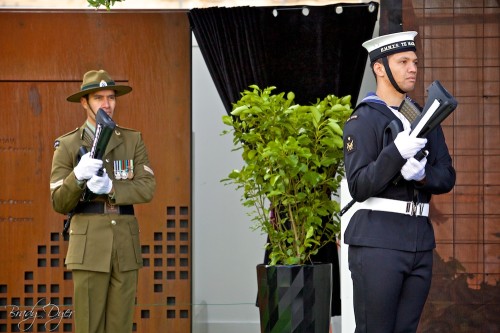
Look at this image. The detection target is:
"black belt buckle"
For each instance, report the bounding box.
[104,202,119,214]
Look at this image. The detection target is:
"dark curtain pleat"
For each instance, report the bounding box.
[189,2,379,113]
[189,6,268,113]
[189,3,379,317]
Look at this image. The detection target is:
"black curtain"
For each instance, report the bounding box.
[189,2,379,114]
[189,3,379,317]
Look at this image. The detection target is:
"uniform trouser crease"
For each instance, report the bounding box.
[72,248,138,333]
[348,246,433,333]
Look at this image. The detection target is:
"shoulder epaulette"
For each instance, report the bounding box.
[53,127,79,149]
[60,127,80,138]
[346,114,359,123]
[345,101,367,123]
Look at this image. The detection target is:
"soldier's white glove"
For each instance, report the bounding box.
[401,157,427,181]
[74,152,103,181]
[394,129,427,159]
[87,171,113,194]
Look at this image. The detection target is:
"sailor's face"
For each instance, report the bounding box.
[388,51,418,92]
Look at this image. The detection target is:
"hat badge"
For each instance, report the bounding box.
[99,80,108,87]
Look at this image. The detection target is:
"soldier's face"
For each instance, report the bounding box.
[81,89,116,126]
[387,51,418,92]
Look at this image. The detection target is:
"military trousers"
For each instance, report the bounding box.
[348,246,433,333]
[72,250,138,333]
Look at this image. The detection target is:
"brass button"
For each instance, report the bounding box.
[111,220,117,226]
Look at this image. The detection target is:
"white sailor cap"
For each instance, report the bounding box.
[363,31,418,63]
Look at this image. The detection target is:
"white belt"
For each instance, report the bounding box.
[357,197,429,217]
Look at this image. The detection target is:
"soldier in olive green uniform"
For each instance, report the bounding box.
[49,70,156,333]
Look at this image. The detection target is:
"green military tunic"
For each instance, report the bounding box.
[50,123,156,332]
[50,124,156,272]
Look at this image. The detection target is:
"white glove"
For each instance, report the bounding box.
[394,129,427,159]
[86,171,113,194]
[74,152,103,181]
[401,157,427,181]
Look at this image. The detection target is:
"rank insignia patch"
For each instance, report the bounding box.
[345,135,355,154]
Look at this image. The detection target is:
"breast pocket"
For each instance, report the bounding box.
[65,218,89,265]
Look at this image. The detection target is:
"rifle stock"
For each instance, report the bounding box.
[411,80,458,138]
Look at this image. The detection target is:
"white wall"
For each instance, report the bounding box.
[192,37,266,333]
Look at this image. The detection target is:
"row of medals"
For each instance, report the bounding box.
[114,160,134,180]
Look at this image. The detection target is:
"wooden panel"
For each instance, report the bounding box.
[405,1,500,331]
[0,10,191,333]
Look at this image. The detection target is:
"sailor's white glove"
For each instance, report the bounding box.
[401,157,427,181]
[394,129,427,159]
[87,171,113,194]
[74,152,103,181]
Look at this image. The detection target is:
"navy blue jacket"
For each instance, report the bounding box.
[343,95,455,252]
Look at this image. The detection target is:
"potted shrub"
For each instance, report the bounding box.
[221,85,352,333]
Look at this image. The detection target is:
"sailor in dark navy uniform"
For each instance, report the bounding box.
[343,31,456,333]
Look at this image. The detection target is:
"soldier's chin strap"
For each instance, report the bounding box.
[84,95,98,119]
[89,104,98,118]
[382,56,406,94]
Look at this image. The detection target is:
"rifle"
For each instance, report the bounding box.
[62,108,116,235]
[81,108,116,201]
[391,80,458,184]
[340,80,458,216]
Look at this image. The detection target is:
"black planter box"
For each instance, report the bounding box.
[257,263,332,333]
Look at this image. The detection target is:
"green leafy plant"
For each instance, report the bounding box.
[222,85,352,265]
[87,0,123,10]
